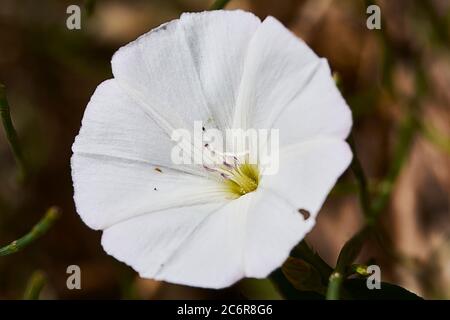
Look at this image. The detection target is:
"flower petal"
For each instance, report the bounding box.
[72,79,226,230]
[244,188,315,278]
[261,138,352,216]
[271,61,352,146]
[233,16,351,144]
[180,11,260,129]
[243,139,352,278]
[72,79,174,168]
[72,153,226,230]
[101,196,252,289]
[111,10,260,133]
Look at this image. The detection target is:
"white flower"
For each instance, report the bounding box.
[71,10,352,289]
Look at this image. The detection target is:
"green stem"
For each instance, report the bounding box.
[0,207,60,256]
[326,273,343,300]
[348,135,373,224]
[0,83,27,180]
[326,227,370,299]
[209,0,231,10]
[324,134,375,300]
[326,87,421,300]
[23,271,46,300]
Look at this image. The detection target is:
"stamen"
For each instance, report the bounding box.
[223,161,233,168]
[222,163,259,197]
[201,145,259,198]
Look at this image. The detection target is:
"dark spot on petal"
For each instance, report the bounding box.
[152,23,168,33]
[298,209,310,220]
[154,187,157,191]
[204,143,209,147]
[202,126,206,132]
[154,167,162,173]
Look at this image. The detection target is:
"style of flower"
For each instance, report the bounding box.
[71,10,352,289]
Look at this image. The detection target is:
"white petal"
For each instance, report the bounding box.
[244,188,315,278]
[261,138,352,216]
[71,79,225,230]
[233,16,351,144]
[243,139,352,277]
[111,10,260,133]
[272,60,352,146]
[72,153,225,230]
[232,16,317,130]
[102,196,252,289]
[72,79,174,168]
[101,202,222,280]
[180,11,260,129]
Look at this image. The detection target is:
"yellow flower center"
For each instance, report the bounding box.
[223,163,259,198]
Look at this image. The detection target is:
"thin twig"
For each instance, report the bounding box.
[0,207,60,256]
[0,83,27,180]
[23,271,46,300]
[348,135,373,224]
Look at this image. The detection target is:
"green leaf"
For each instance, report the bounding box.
[282,257,326,294]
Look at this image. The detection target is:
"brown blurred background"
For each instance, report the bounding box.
[0,0,448,299]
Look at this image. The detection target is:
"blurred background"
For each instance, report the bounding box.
[0,0,448,299]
